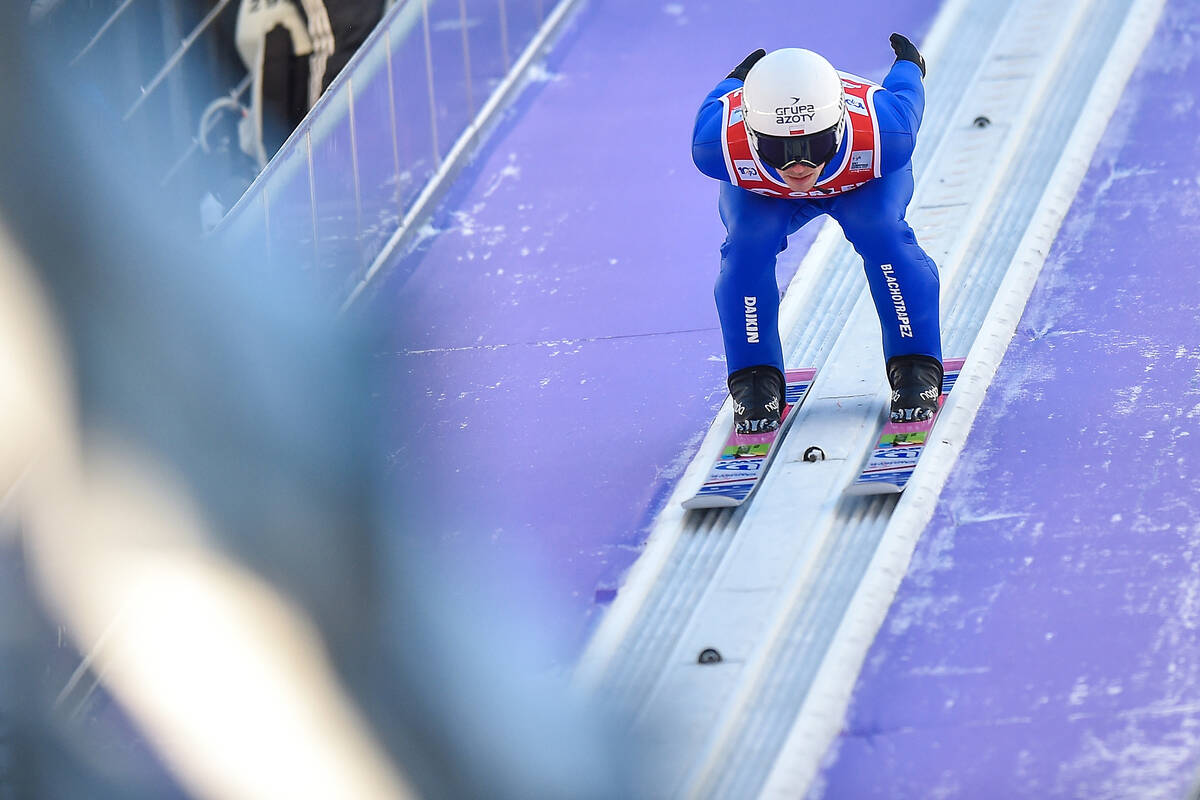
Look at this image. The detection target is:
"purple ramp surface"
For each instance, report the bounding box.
[363,1,941,661]
[816,3,1200,797]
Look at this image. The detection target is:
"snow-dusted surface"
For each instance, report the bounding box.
[341,0,1200,792]
[814,2,1200,796]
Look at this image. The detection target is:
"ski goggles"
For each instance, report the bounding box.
[748,124,841,171]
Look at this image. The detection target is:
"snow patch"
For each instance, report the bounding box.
[1094,164,1160,199]
[414,222,442,245]
[483,155,522,197]
[908,664,991,677]
[655,428,710,484]
[662,3,687,23]
[1114,384,1145,415]
[1055,717,1200,800]
[527,62,562,83]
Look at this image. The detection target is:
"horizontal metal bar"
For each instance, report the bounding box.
[69,0,138,67]
[123,0,234,121]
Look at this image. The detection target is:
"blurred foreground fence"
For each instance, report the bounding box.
[44,0,248,197]
[218,0,580,306]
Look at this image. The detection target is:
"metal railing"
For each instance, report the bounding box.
[217,0,578,306]
[62,0,247,194]
[123,0,236,122]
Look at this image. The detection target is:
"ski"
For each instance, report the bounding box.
[847,357,965,495]
[682,368,818,509]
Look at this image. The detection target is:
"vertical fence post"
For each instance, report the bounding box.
[385,28,402,222]
[498,0,511,72]
[458,0,474,115]
[421,0,442,165]
[306,129,319,268]
[348,77,365,271]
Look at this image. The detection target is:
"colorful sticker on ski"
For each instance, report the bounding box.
[848,357,965,495]
[682,368,818,509]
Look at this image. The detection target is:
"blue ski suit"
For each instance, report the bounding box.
[691,59,941,377]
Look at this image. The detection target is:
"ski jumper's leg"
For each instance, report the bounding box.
[715,183,817,376]
[828,163,942,363]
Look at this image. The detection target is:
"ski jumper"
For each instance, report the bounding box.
[691,59,941,377]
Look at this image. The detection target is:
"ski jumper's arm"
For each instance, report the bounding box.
[691,77,742,182]
[872,59,926,174]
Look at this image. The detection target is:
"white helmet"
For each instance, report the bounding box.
[742,48,845,169]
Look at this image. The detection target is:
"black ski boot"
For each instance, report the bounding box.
[728,365,785,434]
[887,355,944,423]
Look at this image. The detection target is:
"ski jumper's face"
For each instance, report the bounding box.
[779,162,822,193]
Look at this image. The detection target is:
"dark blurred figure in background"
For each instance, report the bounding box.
[235,0,385,165]
[200,0,386,226]
[3,4,641,798]
[207,0,386,225]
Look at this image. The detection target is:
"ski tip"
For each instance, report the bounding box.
[730,430,779,447]
[784,367,818,383]
[681,496,743,510]
[845,480,905,497]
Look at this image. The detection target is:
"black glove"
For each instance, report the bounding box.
[727,49,766,82]
[889,33,926,78]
